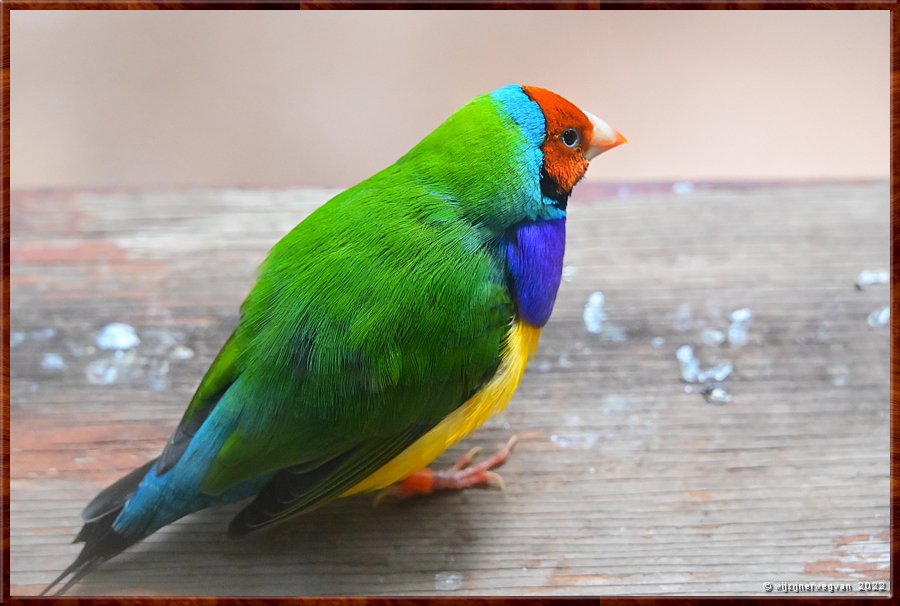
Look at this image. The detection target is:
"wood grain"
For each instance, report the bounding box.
[7,182,890,596]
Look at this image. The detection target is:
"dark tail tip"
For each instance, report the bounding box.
[42,507,139,596]
[40,556,103,596]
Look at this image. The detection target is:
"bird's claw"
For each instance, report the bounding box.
[373,435,518,505]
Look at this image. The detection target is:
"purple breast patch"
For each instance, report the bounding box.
[505,219,566,327]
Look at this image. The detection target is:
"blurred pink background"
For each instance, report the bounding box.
[11,10,889,189]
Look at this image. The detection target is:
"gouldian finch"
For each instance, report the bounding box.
[45,84,626,594]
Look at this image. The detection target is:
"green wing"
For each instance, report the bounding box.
[157,331,242,474]
[161,166,514,522]
[227,423,430,536]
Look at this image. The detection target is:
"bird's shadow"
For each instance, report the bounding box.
[72,487,497,596]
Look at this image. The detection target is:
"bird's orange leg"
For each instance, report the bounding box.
[374,435,518,506]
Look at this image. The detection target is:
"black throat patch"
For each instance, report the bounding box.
[540,166,569,211]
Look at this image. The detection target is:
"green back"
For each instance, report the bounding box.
[156,88,540,510]
[175,92,537,495]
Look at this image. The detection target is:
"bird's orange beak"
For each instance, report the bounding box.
[584,111,627,160]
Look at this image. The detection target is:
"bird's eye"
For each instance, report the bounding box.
[561,129,579,148]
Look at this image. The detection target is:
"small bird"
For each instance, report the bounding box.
[44,84,626,594]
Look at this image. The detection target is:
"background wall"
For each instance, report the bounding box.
[11,10,889,189]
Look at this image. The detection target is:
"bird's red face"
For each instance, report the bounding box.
[522,86,627,196]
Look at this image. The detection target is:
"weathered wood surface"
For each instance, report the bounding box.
[8,182,891,596]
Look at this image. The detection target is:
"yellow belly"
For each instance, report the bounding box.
[343,320,541,496]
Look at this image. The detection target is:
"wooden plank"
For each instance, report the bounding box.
[8,182,890,596]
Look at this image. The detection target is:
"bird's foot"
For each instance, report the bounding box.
[374,435,518,506]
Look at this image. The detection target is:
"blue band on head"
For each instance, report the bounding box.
[490,85,546,149]
[490,85,554,220]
